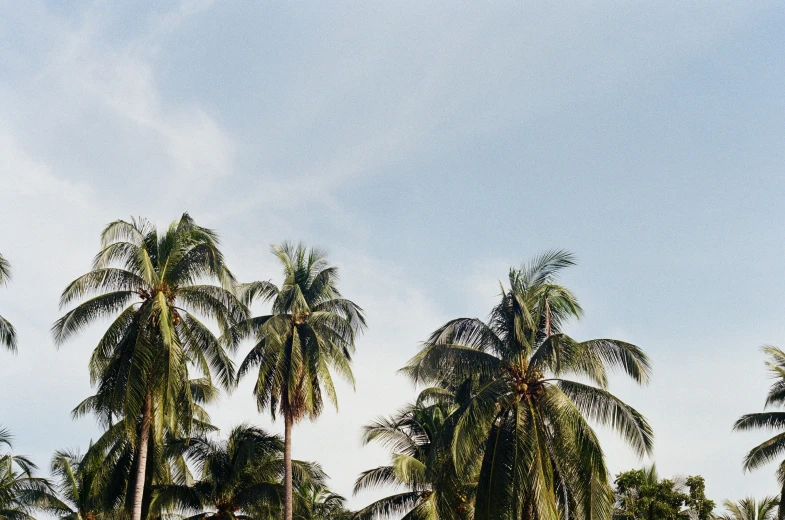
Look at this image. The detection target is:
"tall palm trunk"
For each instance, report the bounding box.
[132,393,152,520]
[284,412,293,520]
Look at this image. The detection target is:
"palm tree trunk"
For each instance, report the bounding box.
[132,393,152,520]
[284,412,294,520]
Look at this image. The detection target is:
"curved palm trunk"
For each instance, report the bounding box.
[284,412,294,520]
[132,393,152,520]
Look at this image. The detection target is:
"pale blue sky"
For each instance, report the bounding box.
[1,1,785,514]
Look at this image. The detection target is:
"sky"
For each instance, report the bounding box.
[1,0,785,515]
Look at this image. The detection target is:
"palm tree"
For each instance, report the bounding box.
[73,378,220,519]
[153,424,326,519]
[53,214,246,520]
[717,497,779,520]
[734,346,785,520]
[0,253,17,353]
[236,242,366,520]
[0,427,55,519]
[44,449,105,519]
[293,483,351,520]
[401,251,653,520]
[353,394,473,520]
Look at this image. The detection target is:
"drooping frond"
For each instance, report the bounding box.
[556,380,654,457]
[354,466,400,494]
[0,315,17,353]
[353,492,425,520]
[0,254,17,353]
[0,254,11,285]
[52,291,139,346]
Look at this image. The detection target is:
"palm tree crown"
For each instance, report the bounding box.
[238,242,366,421]
[154,424,326,519]
[718,497,779,520]
[402,251,653,520]
[44,449,105,519]
[294,482,351,520]
[734,346,785,520]
[72,377,220,519]
[0,427,56,519]
[354,396,473,520]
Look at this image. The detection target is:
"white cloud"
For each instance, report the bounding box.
[33,2,235,190]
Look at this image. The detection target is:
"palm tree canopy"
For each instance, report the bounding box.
[153,424,326,519]
[718,497,779,520]
[735,347,785,472]
[237,242,366,422]
[41,448,107,519]
[353,396,473,520]
[734,347,785,520]
[69,377,220,518]
[53,213,247,430]
[0,253,17,353]
[0,427,57,520]
[294,482,352,520]
[401,251,653,520]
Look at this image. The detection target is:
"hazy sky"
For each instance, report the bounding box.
[2,1,785,515]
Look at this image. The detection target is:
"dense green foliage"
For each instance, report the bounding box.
[0,429,55,519]
[353,397,472,520]
[612,466,714,520]
[152,424,327,519]
[2,214,785,519]
[293,483,353,520]
[43,448,106,519]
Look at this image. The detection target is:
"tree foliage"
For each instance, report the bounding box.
[735,346,785,520]
[402,251,653,520]
[354,396,473,520]
[0,428,56,519]
[153,424,326,519]
[717,497,779,520]
[613,466,714,520]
